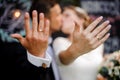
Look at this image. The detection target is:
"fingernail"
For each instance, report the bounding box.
[33,10,37,14]
[108,25,111,28]
[99,16,103,19]
[25,12,29,15]
[106,20,110,24]
[107,33,110,36]
[46,19,50,24]
[40,13,44,18]
[25,12,29,18]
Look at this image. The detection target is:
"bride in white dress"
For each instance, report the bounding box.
[53,5,104,80]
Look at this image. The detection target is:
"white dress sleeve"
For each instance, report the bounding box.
[53,37,71,66]
[84,44,104,67]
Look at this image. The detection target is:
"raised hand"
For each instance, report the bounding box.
[11,10,50,57]
[58,16,111,65]
[72,16,111,56]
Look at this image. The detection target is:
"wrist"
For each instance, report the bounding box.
[28,50,46,58]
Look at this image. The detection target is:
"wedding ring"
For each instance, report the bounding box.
[96,36,100,41]
[39,29,43,32]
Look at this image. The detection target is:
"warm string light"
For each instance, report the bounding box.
[13,10,21,18]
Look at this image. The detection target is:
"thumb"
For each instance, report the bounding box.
[11,33,24,43]
[74,21,84,33]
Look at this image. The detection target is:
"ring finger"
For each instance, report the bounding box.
[96,25,111,40]
[90,20,110,38]
[90,25,111,45]
[38,13,44,32]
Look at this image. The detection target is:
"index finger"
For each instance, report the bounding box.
[85,16,103,33]
[24,12,31,36]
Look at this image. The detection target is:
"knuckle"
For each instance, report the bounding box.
[43,39,48,43]
[96,27,101,31]
[43,37,48,42]
[86,36,91,42]
[39,38,48,43]
[26,35,32,41]
[31,35,38,41]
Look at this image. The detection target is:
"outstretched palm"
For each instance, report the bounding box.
[72,16,111,56]
[11,10,50,57]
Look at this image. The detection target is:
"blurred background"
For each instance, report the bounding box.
[0,0,120,54]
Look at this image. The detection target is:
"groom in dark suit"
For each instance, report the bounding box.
[1,0,62,80]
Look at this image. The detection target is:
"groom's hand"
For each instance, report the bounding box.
[11,10,50,57]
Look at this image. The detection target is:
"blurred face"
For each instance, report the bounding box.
[62,8,84,34]
[62,9,77,34]
[49,4,62,33]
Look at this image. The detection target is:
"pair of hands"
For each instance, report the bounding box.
[11,10,111,58]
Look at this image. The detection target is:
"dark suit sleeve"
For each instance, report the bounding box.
[0,41,45,80]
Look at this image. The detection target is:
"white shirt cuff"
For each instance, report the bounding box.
[27,51,52,67]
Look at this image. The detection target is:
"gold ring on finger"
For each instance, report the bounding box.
[96,36,100,41]
[39,29,43,32]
